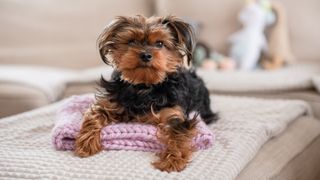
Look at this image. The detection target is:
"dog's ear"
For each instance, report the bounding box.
[162,16,196,65]
[97,16,130,65]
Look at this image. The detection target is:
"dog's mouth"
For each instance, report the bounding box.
[120,61,153,72]
[137,62,152,68]
[120,63,166,85]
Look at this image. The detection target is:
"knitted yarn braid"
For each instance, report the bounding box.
[52,94,214,152]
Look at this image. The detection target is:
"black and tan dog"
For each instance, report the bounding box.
[75,15,218,172]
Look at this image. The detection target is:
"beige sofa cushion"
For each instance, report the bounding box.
[156,0,320,62]
[0,83,50,118]
[0,0,153,69]
[313,76,320,93]
[197,63,320,93]
[63,66,113,97]
[0,65,76,101]
[237,116,320,179]
[0,65,76,117]
[215,90,320,119]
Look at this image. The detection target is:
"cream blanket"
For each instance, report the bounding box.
[0,95,311,179]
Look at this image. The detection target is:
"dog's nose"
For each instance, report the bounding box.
[139,52,153,62]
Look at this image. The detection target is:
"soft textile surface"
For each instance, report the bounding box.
[198,63,320,93]
[0,95,311,179]
[52,94,213,152]
[313,76,320,93]
[236,116,320,179]
[0,65,75,101]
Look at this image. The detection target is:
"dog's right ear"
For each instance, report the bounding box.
[97,17,129,65]
[162,16,196,65]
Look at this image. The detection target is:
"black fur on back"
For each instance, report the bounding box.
[98,68,218,124]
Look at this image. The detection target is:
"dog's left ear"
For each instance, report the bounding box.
[97,17,131,65]
[162,16,196,65]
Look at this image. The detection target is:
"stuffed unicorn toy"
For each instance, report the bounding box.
[229,0,275,70]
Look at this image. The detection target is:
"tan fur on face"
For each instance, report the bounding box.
[113,22,181,85]
[118,48,182,85]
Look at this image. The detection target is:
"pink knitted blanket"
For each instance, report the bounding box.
[52,94,214,152]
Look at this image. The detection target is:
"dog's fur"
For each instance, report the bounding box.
[75,15,218,172]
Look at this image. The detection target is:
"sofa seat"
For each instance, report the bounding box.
[0,65,75,118]
[237,116,320,179]
[0,95,316,179]
[313,76,320,93]
[63,66,112,97]
[197,62,320,94]
[215,90,320,119]
[0,83,50,118]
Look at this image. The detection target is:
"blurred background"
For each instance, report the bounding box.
[0,0,320,117]
[1,1,320,179]
[1,0,319,68]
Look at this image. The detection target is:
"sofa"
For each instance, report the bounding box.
[1,0,320,179]
[1,0,319,118]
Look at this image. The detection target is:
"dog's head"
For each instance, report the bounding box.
[97,15,195,85]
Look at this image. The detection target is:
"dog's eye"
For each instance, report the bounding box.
[128,39,135,46]
[155,41,164,48]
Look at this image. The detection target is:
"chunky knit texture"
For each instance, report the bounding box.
[0,95,311,179]
[52,94,214,152]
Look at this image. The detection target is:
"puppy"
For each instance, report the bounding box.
[75,15,218,172]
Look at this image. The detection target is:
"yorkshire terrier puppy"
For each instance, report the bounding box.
[75,15,218,172]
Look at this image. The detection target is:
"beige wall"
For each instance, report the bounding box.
[0,0,153,69]
[0,0,319,69]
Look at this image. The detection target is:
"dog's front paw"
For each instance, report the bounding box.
[74,131,102,157]
[152,158,187,172]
